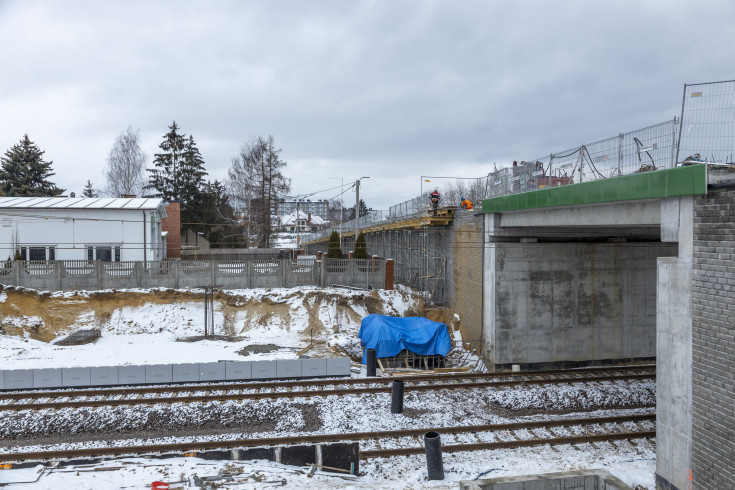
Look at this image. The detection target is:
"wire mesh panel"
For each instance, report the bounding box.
[520,119,679,190]
[677,80,735,165]
[389,196,426,220]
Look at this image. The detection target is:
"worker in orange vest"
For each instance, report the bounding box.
[460,197,473,210]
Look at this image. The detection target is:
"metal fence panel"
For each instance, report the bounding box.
[677,79,735,165]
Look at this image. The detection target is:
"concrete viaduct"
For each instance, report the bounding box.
[307,163,735,488]
[480,163,735,490]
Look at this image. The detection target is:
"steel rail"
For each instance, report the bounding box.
[0,365,655,400]
[0,366,655,399]
[0,372,655,411]
[0,414,655,463]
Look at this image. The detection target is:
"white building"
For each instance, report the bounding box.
[0,197,168,262]
[277,210,326,233]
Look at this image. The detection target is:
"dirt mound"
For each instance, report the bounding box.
[0,286,425,344]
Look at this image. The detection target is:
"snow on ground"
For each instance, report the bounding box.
[0,285,658,488]
[0,447,656,489]
[0,286,421,368]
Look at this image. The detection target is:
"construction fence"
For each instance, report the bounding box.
[676,79,735,165]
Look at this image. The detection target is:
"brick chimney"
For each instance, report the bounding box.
[161,202,181,259]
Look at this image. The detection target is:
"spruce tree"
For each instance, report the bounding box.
[0,135,64,196]
[82,179,98,198]
[327,231,344,259]
[146,122,208,231]
[354,231,368,259]
[146,121,187,201]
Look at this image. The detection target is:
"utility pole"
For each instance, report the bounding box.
[355,176,370,236]
[329,177,344,238]
[296,200,300,253]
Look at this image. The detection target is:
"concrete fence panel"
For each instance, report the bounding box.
[225,361,252,380]
[0,258,386,291]
[276,359,302,378]
[199,362,226,381]
[327,358,351,376]
[251,360,278,379]
[118,365,146,385]
[91,366,119,386]
[172,363,200,383]
[62,367,91,387]
[1,357,351,390]
[145,364,173,384]
[34,368,63,388]
[4,369,33,390]
[301,358,327,377]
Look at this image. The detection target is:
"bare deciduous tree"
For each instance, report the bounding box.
[104,126,146,197]
[228,135,291,248]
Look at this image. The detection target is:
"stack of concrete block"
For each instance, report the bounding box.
[0,358,351,390]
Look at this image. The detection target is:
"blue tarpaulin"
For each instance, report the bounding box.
[358,314,452,364]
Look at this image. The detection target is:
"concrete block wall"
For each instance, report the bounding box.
[689,186,735,489]
[446,211,484,350]
[1,358,351,391]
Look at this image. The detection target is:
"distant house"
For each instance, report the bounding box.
[0,197,168,262]
[278,210,327,233]
[276,199,329,220]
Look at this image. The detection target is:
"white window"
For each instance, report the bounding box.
[19,246,56,261]
[87,245,122,262]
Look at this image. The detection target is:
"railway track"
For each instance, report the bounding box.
[0,413,656,463]
[0,365,655,412]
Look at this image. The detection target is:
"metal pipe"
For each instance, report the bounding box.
[391,379,404,414]
[366,349,377,377]
[423,431,444,480]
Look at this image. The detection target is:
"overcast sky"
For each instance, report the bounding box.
[1,0,733,210]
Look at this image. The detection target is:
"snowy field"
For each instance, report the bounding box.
[0,285,657,489]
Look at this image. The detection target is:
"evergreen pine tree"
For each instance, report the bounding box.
[354,231,368,259]
[327,231,344,259]
[146,122,208,232]
[193,180,241,247]
[0,135,65,196]
[146,121,187,201]
[82,179,98,198]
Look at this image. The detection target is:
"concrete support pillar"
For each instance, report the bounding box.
[656,196,693,490]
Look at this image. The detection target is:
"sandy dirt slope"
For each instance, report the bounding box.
[0,285,432,366]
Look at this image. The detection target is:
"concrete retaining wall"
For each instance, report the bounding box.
[485,241,675,369]
[0,358,351,391]
[0,259,386,291]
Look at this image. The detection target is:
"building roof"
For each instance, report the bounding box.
[0,197,165,210]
